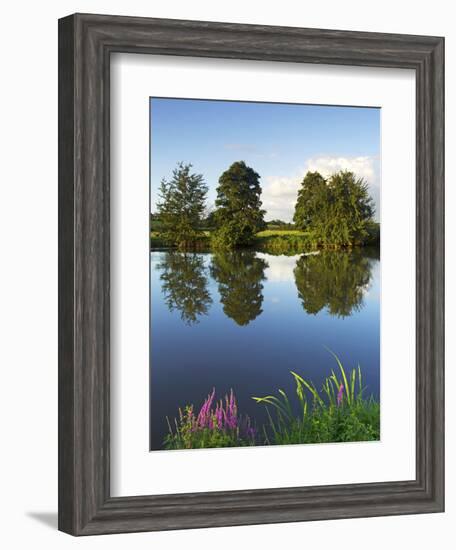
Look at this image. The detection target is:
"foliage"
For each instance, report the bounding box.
[255,225,379,256]
[157,162,208,249]
[210,250,268,325]
[150,212,163,232]
[201,207,217,231]
[256,230,305,237]
[152,162,379,251]
[294,249,373,317]
[255,231,316,255]
[164,354,379,450]
[293,171,328,231]
[252,352,380,445]
[150,226,379,254]
[293,170,375,246]
[157,252,212,325]
[164,389,256,449]
[365,220,381,246]
[212,161,266,248]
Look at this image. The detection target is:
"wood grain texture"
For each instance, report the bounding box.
[58,13,445,536]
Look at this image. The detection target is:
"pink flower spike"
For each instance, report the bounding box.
[337,384,344,406]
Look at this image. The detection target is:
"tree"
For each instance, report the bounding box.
[293,171,328,231]
[293,170,375,247]
[158,252,212,325]
[210,250,268,326]
[157,162,208,249]
[201,206,217,230]
[213,161,266,248]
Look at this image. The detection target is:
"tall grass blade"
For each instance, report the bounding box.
[350,368,356,404]
[325,348,351,405]
[358,364,362,401]
[278,389,293,419]
[291,371,324,406]
[252,395,291,420]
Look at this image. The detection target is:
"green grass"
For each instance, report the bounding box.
[162,352,380,450]
[256,229,308,237]
[150,231,211,250]
[253,351,380,445]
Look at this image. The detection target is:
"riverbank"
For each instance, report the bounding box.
[150,226,380,253]
[163,356,380,450]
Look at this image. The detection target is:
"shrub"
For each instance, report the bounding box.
[164,389,256,449]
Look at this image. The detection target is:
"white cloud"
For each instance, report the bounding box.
[306,156,377,183]
[261,156,380,222]
[261,173,302,222]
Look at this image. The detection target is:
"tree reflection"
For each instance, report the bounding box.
[158,252,212,325]
[210,250,268,326]
[293,250,373,318]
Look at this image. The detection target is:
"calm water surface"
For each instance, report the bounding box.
[150,248,380,450]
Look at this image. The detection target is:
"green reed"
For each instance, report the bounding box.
[252,351,379,445]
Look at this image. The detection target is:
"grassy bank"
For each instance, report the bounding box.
[151,225,380,254]
[163,353,380,450]
[253,229,316,255]
[150,231,211,250]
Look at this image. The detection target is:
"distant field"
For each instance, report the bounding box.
[256,229,307,237]
[151,231,211,237]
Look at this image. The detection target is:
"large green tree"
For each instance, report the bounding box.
[293,170,375,246]
[293,171,328,231]
[157,162,208,249]
[213,161,266,248]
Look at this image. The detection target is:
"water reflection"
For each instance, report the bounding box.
[157,252,212,325]
[157,248,376,325]
[150,248,380,449]
[293,250,373,318]
[210,250,268,326]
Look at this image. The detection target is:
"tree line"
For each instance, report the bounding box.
[155,160,377,249]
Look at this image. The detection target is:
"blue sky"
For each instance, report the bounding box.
[150,98,380,221]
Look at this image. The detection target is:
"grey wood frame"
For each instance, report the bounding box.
[58,13,445,536]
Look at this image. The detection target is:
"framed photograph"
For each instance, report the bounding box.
[58,13,444,535]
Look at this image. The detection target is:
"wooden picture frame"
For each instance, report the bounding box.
[58,13,444,535]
